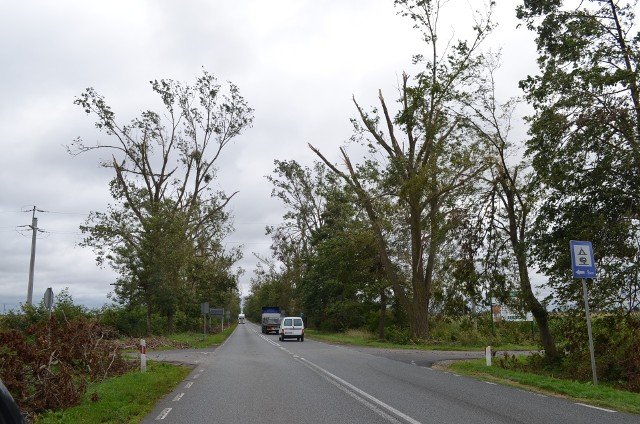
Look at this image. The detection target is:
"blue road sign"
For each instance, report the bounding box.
[570,240,597,278]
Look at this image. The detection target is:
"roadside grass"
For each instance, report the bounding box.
[34,361,191,424]
[166,324,237,349]
[306,329,536,351]
[449,358,640,415]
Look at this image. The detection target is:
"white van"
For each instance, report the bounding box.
[238,313,245,324]
[278,316,304,341]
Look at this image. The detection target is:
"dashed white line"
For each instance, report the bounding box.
[184,382,193,389]
[193,373,201,379]
[155,408,172,420]
[485,382,497,385]
[172,393,184,402]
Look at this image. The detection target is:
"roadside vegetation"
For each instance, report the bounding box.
[0,294,236,422]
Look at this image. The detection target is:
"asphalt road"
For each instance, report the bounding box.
[140,323,639,423]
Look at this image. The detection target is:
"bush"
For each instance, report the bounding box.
[549,312,640,392]
[0,316,133,418]
[384,325,411,344]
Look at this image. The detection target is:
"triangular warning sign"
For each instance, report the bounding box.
[578,248,587,255]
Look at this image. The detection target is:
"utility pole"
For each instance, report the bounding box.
[27,206,38,306]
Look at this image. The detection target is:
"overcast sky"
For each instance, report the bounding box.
[0,1,537,311]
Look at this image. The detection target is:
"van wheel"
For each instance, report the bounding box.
[301,336,304,342]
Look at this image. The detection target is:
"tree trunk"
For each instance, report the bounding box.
[517,256,559,361]
[378,289,387,340]
[145,306,152,335]
[506,193,559,361]
[167,311,175,334]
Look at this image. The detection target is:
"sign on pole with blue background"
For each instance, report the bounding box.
[570,240,597,278]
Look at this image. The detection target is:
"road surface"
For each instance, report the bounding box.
[141,323,638,423]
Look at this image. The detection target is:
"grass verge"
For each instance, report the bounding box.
[167,324,237,349]
[306,329,536,351]
[448,359,640,415]
[34,361,191,423]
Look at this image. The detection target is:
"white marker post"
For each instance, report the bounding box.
[140,339,147,373]
[485,346,492,366]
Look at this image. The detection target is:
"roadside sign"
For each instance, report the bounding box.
[201,302,209,315]
[210,308,224,317]
[570,240,599,385]
[570,240,596,278]
[44,288,54,310]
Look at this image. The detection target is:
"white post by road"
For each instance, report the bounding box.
[485,346,492,366]
[140,339,147,373]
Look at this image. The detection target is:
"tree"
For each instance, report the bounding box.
[310,0,493,340]
[461,50,560,359]
[265,160,335,288]
[69,69,254,332]
[299,182,388,333]
[517,0,640,311]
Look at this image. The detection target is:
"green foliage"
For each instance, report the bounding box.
[310,0,497,341]
[96,302,235,337]
[71,69,252,333]
[0,289,91,333]
[518,0,640,312]
[550,312,640,391]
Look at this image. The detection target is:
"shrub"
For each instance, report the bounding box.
[0,316,133,417]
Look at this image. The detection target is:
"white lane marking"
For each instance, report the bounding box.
[193,373,201,379]
[485,382,497,385]
[172,393,184,401]
[575,403,616,413]
[184,382,193,389]
[298,357,422,424]
[155,408,172,420]
[199,368,205,372]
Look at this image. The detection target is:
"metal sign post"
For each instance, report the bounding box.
[201,302,209,340]
[210,308,224,331]
[570,240,598,385]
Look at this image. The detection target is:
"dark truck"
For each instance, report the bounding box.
[261,306,284,334]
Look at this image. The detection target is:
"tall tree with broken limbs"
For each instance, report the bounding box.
[466,52,560,360]
[69,69,254,333]
[311,0,494,340]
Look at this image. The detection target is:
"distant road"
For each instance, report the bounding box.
[141,323,638,424]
